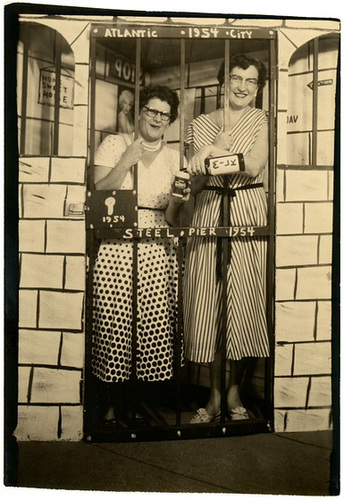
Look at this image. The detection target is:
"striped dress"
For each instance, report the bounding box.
[183,109,270,363]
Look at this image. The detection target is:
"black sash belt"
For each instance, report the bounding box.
[204,182,264,280]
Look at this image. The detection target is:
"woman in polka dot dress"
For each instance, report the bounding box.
[92,86,189,423]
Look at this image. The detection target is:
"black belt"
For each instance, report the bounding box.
[204,183,264,280]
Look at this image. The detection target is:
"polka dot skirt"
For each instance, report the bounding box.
[92,209,180,383]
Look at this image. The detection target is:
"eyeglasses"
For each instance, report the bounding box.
[143,106,171,122]
[229,74,259,88]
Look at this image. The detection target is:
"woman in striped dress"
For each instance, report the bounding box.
[183,54,270,423]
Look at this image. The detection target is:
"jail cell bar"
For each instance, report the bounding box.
[85,26,276,442]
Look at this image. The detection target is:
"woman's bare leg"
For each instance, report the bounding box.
[227,359,245,410]
[205,352,222,416]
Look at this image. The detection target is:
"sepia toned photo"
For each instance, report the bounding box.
[4,3,340,496]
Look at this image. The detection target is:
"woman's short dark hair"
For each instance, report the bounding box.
[217,54,267,92]
[139,86,179,123]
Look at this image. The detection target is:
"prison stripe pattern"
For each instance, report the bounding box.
[183,110,270,363]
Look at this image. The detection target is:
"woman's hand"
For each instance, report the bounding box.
[119,138,144,170]
[213,130,234,150]
[187,145,213,176]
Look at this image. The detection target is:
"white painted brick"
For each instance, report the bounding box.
[65,185,86,218]
[275,168,285,203]
[328,171,334,201]
[60,332,84,368]
[19,157,50,183]
[275,302,316,343]
[274,377,308,408]
[19,289,38,328]
[14,405,59,441]
[74,64,89,106]
[294,342,331,376]
[20,254,64,289]
[69,27,90,64]
[276,235,318,267]
[286,133,310,165]
[316,301,332,341]
[65,256,86,290]
[19,184,23,218]
[304,202,333,234]
[296,266,332,300]
[276,203,303,235]
[18,366,31,403]
[275,268,296,301]
[23,184,67,218]
[308,376,332,407]
[274,409,286,432]
[284,20,340,31]
[288,41,311,75]
[275,345,293,376]
[39,290,84,330]
[19,329,61,365]
[317,131,335,166]
[19,220,45,252]
[319,235,332,265]
[285,170,328,202]
[284,408,331,432]
[60,406,84,441]
[276,113,287,166]
[50,158,86,183]
[46,220,85,254]
[230,19,282,27]
[169,17,225,25]
[30,367,81,404]
[73,105,88,157]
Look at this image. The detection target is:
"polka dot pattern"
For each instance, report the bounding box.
[92,141,184,383]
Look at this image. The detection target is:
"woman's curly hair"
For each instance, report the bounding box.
[139,86,179,123]
[217,54,267,93]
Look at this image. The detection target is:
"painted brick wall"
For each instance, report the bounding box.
[273,27,338,432]
[15,17,90,441]
[14,16,339,440]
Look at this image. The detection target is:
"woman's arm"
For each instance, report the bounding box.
[94,138,144,190]
[187,122,269,179]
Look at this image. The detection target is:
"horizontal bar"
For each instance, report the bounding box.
[91,24,275,40]
[85,418,270,444]
[93,225,271,239]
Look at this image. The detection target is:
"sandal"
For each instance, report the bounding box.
[190,408,221,424]
[229,406,249,421]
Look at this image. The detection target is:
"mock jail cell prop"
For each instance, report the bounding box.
[84,25,276,442]
[15,15,338,443]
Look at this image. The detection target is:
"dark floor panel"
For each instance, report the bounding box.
[16,431,333,495]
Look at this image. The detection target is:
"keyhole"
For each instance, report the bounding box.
[104,196,116,216]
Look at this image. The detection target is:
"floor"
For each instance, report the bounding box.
[9,430,338,495]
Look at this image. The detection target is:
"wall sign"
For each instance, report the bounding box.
[38,68,74,109]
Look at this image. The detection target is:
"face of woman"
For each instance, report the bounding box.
[227,65,259,110]
[139,98,171,142]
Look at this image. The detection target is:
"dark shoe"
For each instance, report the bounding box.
[102,417,117,426]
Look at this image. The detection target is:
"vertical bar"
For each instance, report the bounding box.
[264,35,277,426]
[19,23,29,155]
[220,39,230,422]
[89,35,97,189]
[179,39,186,171]
[53,32,62,155]
[174,39,186,427]
[312,38,319,166]
[84,35,97,437]
[130,38,141,419]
